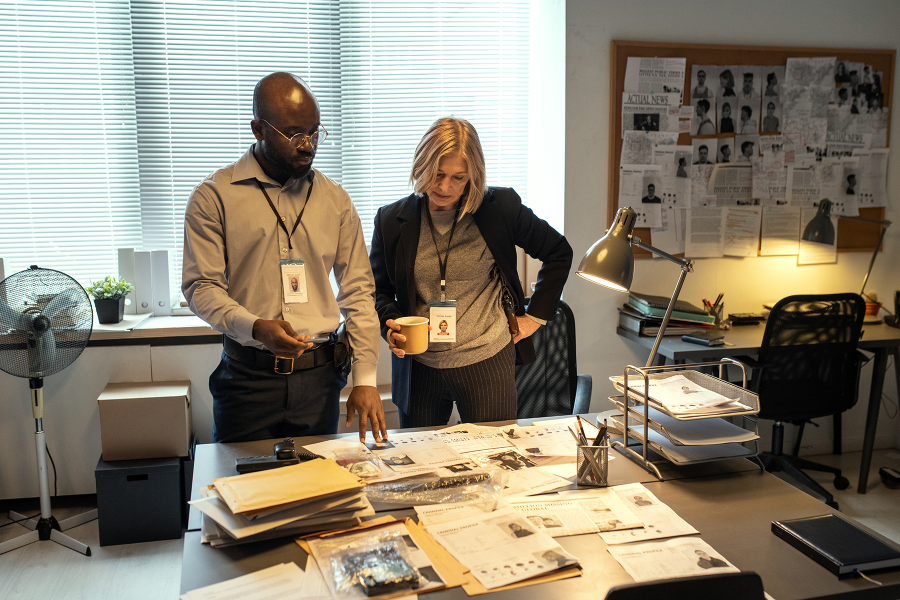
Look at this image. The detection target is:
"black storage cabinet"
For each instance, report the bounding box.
[95,456,183,546]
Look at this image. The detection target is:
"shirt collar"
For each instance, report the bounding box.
[231,144,316,187]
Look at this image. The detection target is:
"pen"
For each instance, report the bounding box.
[713,293,724,308]
[575,415,588,445]
[570,426,595,482]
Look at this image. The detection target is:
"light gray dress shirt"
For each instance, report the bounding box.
[182,145,379,387]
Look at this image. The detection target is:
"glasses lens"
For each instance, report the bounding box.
[289,129,326,148]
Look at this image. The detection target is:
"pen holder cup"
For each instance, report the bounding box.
[705,303,725,327]
[576,444,609,487]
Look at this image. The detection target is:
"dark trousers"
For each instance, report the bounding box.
[399,342,517,428]
[209,352,346,443]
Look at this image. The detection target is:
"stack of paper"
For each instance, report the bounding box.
[190,458,374,547]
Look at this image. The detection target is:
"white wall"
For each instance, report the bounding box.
[565,0,900,453]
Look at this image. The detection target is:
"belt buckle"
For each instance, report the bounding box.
[274,356,294,375]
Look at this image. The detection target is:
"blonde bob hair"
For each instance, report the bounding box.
[409,117,487,217]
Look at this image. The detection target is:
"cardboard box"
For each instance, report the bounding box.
[98,381,192,461]
[95,456,183,546]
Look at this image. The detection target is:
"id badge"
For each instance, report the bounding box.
[280,259,308,304]
[429,300,457,342]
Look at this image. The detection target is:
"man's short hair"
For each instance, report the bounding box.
[697,99,710,112]
[720,144,730,152]
[767,102,776,110]
[647,184,655,190]
[697,69,706,77]
[744,73,753,80]
[741,141,753,152]
[698,144,708,152]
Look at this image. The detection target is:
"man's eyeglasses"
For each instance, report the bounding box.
[261,119,328,147]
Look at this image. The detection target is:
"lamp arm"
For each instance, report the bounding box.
[859,222,890,298]
[645,262,693,369]
[631,236,693,270]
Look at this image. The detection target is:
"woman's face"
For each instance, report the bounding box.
[722,103,731,118]
[741,107,750,120]
[427,152,470,210]
[440,322,448,332]
[720,74,728,87]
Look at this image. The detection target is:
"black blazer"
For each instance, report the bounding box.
[369,187,573,415]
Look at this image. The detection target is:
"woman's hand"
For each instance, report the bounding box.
[385,319,432,358]
[385,319,407,358]
[512,316,541,344]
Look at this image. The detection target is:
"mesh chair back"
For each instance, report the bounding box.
[514,299,578,418]
[756,294,865,421]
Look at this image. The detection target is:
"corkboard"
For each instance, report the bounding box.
[609,40,894,258]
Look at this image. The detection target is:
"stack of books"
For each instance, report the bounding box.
[189,458,374,548]
[619,292,715,337]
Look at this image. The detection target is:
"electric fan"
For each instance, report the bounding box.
[0,266,96,556]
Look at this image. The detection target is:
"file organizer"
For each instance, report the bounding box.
[608,358,762,479]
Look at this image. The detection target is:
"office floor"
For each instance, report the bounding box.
[0,449,899,599]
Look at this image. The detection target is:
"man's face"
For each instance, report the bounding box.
[743,144,753,158]
[256,88,321,181]
[290,276,299,291]
[698,148,708,162]
[647,185,655,197]
[722,147,731,160]
[767,104,775,116]
[743,74,753,92]
[697,71,706,85]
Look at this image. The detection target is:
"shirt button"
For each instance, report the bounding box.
[284,307,291,312]
[281,216,286,221]
[281,247,288,253]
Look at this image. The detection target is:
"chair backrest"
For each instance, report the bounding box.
[604,571,765,600]
[514,298,578,418]
[756,293,866,421]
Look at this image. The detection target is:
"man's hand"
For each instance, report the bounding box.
[252,319,312,357]
[512,316,541,344]
[346,385,388,443]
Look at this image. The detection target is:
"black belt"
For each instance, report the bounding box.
[223,336,335,375]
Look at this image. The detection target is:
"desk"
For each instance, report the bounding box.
[617,324,900,493]
[181,423,900,599]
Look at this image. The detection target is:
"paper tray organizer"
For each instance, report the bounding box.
[608,358,763,479]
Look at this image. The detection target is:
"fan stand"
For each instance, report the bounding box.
[0,379,96,556]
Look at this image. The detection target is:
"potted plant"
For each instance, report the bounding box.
[85,276,135,324]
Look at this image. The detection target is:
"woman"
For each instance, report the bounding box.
[369,117,572,427]
[718,69,735,96]
[762,102,779,133]
[719,101,735,133]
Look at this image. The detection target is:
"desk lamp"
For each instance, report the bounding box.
[577,206,694,367]
[801,198,893,318]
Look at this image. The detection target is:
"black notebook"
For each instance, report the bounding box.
[629,291,708,316]
[681,331,725,346]
[772,514,900,579]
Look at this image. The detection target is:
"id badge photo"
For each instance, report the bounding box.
[429,300,457,342]
[280,259,308,304]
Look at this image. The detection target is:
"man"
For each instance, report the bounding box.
[641,183,661,203]
[508,523,534,538]
[738,140,754,163]
[693,145,713,165]
[719,144,732,163]
[182,72,386,444]
[738,72,758,100]
[846,174,857,195]
[692,69,711,99]
[289,276,299,292]
[695,549,728,569]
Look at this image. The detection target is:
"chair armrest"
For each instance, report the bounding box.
[572,373,593,415]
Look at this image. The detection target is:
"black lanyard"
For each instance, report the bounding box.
[256,178,314,250]
[425,204,461,302]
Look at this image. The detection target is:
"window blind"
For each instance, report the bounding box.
[0,1,143,285]
[1,0,533,296]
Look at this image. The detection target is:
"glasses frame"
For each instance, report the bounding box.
[261,119,328,148]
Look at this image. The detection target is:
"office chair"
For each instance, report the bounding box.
[604,571,765,600]
[746,293,866,510]
[514,299,592,418]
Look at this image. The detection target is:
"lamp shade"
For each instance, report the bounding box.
[802,198,835,244]
[576,207,637,291]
